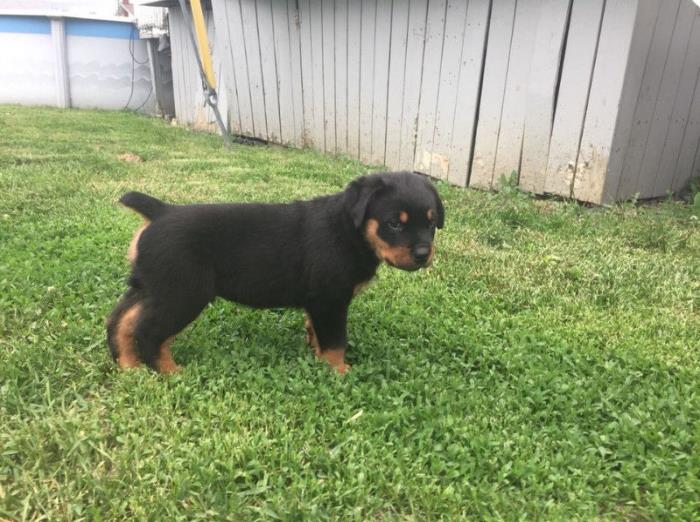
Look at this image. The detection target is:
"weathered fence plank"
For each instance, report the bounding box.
[673,25,700,192]
[616,1,679,200]
[176,0,700,203]
[370,0,392,166]
[359,0,376,164]
[492,0,539,185]
[322,0,336,153]
[298,0,315,145]
[518,0,571,194]
[413,0,447,174]
[334,0,348,154]
[637,1,697,198]
[603,0,661,202]
[309,0,327,149]
[271,0,297,145]
[469,0,517,189]
[346,0,362,159]
[397,0,429,170]
[384,0,410,169]
[240,0,268,139]
[429,0,469,181]
[257,0,281,143]
[212,0,240,133]
[543,0,605,197]
[448,0,490,187]
[573,0,640,203]
[655,12,700,195]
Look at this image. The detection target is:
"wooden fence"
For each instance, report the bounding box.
[169,0,700,203]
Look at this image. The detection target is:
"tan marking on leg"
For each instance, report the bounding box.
[427,209,434,221]
[116,304,142,369]
[127,221,149,265]
[399,211,409,223]
[156,337,181,374]
[364,219,414,269]
[318,347,350,374]
[304,313,320,356]
[353,280,371,297]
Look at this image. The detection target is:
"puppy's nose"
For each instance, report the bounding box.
[412,244,431,264]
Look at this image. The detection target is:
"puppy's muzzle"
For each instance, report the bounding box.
[412,244,432,267]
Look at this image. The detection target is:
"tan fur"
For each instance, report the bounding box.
[156,337,181,374]
[427,209,434,221]
[304,313,320,356]
[127,222,149,265]
[116,304,142,369]
[304,315,350,374]
[399,211,409,223]
[318,348,350,374]
[364,219,414,269]
[353,280,371,297]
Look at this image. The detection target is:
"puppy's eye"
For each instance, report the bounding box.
[387,219,404,232]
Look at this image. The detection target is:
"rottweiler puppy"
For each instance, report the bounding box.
[106,171,444,374]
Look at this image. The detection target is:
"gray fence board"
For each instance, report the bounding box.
[617,1,678,199]
[309,0,327,148]
[384,0,410,169]
[603,0,661,202]
[429,0,469,181]
[573,0,639,203]
[370,0,392,166]
[346,0,362,159]
[359,0,377,164]
[334,0,348,153]
[673,30,700,192]
[492,0,538,185]
[322,0,337,153]
[414,0,447,174]
[228,0,256,134]
[397,0,429,170]
[655,12,700,195]
[637,1,696,198]
[448,0,490,186]
[213,0,241,133]
[272,0,297,145]
[543,0,605,197]
[469,0,517,189]
[179,0,700,203]
[257,0,281,142]
[240,0,268,139]
[287,0,305,146]
[298,0,315,145]
[518,0,571,194]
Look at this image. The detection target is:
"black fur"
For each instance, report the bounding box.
[107,171,444,372]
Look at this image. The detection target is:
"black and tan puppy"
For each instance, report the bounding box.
[106,171,444,374]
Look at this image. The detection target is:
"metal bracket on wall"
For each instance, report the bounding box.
[176,0,231,148]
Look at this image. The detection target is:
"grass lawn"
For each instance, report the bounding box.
[1,105,699,520]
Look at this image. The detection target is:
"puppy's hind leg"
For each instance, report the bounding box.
[133,277,215,373]
[106,287,143,369]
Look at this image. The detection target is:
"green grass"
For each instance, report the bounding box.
[1,106,699,520]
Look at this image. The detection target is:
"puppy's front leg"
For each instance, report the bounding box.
[306,303,350,374]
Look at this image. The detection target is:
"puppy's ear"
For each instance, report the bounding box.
[344,174,386,228]
[425,179,445,229]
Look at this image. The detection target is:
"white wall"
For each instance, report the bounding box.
[0,14,156,113]
[0,31,56,105]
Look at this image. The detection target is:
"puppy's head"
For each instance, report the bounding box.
[345,171,444,271]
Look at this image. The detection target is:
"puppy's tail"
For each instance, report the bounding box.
[120,191,170,221]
